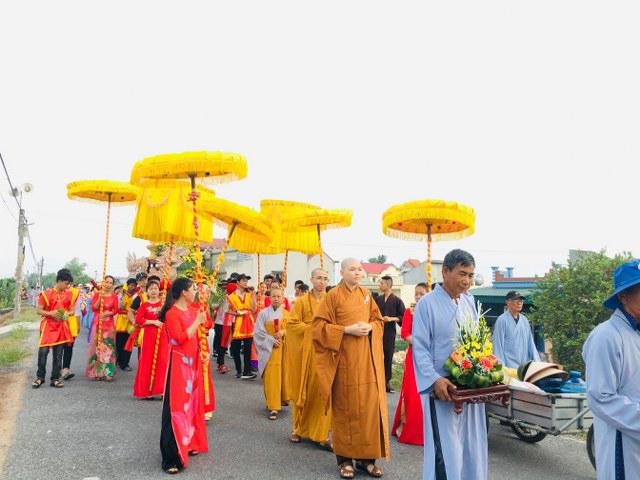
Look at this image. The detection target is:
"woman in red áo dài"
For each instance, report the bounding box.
[392,283,428,446]
[133,279,168,399]
[159,278,208,474]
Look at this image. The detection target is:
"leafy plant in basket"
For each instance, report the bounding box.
[444,304,504,389]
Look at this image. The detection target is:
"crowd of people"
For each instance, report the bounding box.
[30,249,640,479]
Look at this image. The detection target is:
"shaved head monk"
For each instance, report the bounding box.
[313,258,389,479]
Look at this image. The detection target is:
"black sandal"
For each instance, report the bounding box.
[355,462,384,478]
[32,378,45,389]
[50,379,64,388]
[339,462,355,479]
[164,466,179,474]
[268,411,278,421]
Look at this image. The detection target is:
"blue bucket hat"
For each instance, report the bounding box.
[603,259,640,310]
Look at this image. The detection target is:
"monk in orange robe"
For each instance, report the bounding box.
[313,258,389,479]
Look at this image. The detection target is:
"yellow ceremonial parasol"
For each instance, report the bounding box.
[131,179,216,393]
[66,180,139,372]
[382,200,475,291]
[200,197,274,282]
[130,150,248,294]
[130,151,247,404]
[280,208,352,270]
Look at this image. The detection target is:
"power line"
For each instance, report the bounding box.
[0,188,17,222]
[0,150,20,209]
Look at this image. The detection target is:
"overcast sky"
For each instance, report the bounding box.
[1,1,638,285]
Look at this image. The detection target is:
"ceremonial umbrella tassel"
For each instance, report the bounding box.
[66,180,139,374]
[130,151,248,405]
[258,200,323,288]
[131,179,216,393]
[280,208,353,271]
[382,200,475,292]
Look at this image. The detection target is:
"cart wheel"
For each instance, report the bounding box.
[511,424,547,443]
[587,425,596,470]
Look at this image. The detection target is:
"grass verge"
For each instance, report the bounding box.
[0,327,31,368]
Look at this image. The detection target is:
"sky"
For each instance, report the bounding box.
[1,1,638,286]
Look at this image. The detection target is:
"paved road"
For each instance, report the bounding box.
[3,330,596,480]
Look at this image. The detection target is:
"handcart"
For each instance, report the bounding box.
[486,387,596,469]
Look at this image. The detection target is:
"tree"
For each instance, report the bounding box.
[368,254,387,264]
[0,278,16,308]
[63,258,91,285]
[529,250,630,373]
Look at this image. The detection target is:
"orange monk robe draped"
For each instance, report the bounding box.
[312,281,389,461]
[286,291,332,443]
[67,287,81,338]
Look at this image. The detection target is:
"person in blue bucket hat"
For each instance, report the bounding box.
[582,259,640,480]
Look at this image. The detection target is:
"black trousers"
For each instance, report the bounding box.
[116,332,132,368]
[383,327,396,386]
[214,324,226,367]
[62,342,74,370]
[36,345,63,381]
[160,359,183,471]
[230,338,252,375]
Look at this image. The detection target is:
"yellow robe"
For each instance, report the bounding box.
[67,288,80,338]
[287,291,332,442]
[312,281,389,461]
[116,293,135,333]
[255,307,288,411]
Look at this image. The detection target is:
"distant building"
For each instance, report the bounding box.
[469,266,542,326]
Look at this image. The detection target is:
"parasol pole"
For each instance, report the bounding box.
[149,239,174,393]
[95,192,112,375]
[426,223,433,292]
[282,249,289,289]
[317,224,324,270]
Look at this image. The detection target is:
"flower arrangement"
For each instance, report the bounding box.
[444,304,504,389]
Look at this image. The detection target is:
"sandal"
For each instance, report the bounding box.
[50,379,64,388]
[63,372,75,381]
[319,440,333,452]
[188,451,200,456]
[32,378,45,389]
[164,466,179,474]
[356,462,384,478]
[339,462,355,479]
[289,433,301,443]
[268,411,278,421]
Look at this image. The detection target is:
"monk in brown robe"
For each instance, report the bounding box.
[313,258,389,479]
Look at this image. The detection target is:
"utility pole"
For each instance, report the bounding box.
[14,207,26,313]
[37,257,44,291]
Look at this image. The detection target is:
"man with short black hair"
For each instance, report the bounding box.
[33,269,75,389]
[375,275,405,393]
[413,249,487,480]
[229,274,257,379]
[493,291,540,369]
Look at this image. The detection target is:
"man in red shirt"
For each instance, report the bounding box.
[33,269,74,388]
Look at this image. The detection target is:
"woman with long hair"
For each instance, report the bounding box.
[392,283,428,446]
[86,275,119,381]
[160,277,208,474]
[133,279,168,399]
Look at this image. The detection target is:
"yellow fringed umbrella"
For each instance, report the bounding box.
[280,208,352,270]
[66,180,139,373]
[131,179,216,393]
[130,151,248,405]
[228,200,322,289]
[382,199,475,291]
[200,197,274,283]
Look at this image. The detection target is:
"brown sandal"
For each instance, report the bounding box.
[50,379,64,388]
[289,433,301,443]
[339,462,355,479]
[32,378,45,389]
[356,462,384,478]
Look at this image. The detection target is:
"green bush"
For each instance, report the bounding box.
[529,250,630,373]
[0,277,16,308]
